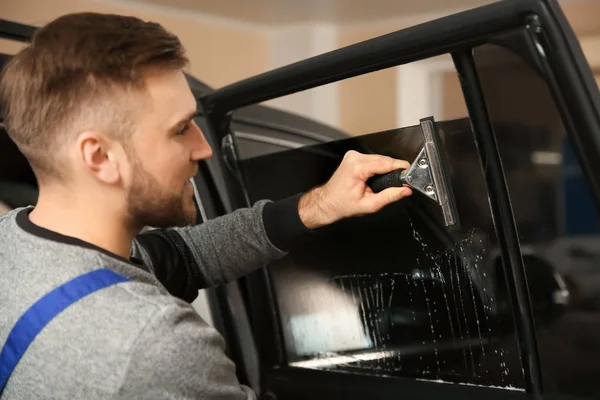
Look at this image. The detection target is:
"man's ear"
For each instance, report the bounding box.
[76,132,123,185]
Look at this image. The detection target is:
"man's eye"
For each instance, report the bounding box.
[177,124,190,136]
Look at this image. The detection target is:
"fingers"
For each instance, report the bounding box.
[360,186,413,213]
[364,157,410,177]
[321,151,413,222]
[344,151,410,180]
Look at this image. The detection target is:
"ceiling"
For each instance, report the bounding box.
[118,0,501,25]
[120,0,600,29]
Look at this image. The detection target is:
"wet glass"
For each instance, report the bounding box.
[238,117,524,389]
[473,41,600,398]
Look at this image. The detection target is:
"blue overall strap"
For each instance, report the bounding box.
[0,268,130,392]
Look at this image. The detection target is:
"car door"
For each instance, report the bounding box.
[201,0,600,399]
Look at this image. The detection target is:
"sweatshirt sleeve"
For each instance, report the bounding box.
[115,303,256,400]
[171,199,287,285]
[131,197,313,302]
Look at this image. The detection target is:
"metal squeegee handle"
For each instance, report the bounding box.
[367,169,408,193]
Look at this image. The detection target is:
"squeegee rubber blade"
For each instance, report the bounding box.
[420,116,460,231]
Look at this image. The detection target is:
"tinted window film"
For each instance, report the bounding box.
[239,118,524,389]
[473,43,600,398]
[234,137,290,160]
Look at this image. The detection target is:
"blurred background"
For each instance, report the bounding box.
[4,2,600,394]
[3,0,600,136]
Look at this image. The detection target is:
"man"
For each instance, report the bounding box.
[0,12,412,399]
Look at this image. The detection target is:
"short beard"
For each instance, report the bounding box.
[125,156,196,230]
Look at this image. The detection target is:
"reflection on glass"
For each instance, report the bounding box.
[239,119,524,389]
[474,42,600,398]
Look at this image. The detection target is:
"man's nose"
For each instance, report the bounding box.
[190,122,213,161]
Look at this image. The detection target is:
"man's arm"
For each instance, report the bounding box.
[131,195,309,302]
[132,151,412,302]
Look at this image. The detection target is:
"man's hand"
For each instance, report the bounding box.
[298,150,413,229]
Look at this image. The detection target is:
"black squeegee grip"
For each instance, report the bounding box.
[367,169,406,193]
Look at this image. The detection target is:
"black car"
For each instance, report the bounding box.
[3,0,600,399]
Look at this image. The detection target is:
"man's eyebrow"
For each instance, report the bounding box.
[170,110,198,128]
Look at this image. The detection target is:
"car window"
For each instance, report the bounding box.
[237,60,525,390]
[231,126,305,161]
[229,66,400,161]
[228,114,342,160]
[473,41,600,399]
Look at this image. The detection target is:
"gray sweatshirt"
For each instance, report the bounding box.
[0,199,301,399]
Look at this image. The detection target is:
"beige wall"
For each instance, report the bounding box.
[0,39,26,55]
[1,0,269,88]
[337,27,398,136]
[441,70,467,121]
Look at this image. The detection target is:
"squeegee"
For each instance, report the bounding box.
[367,116,460,231]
